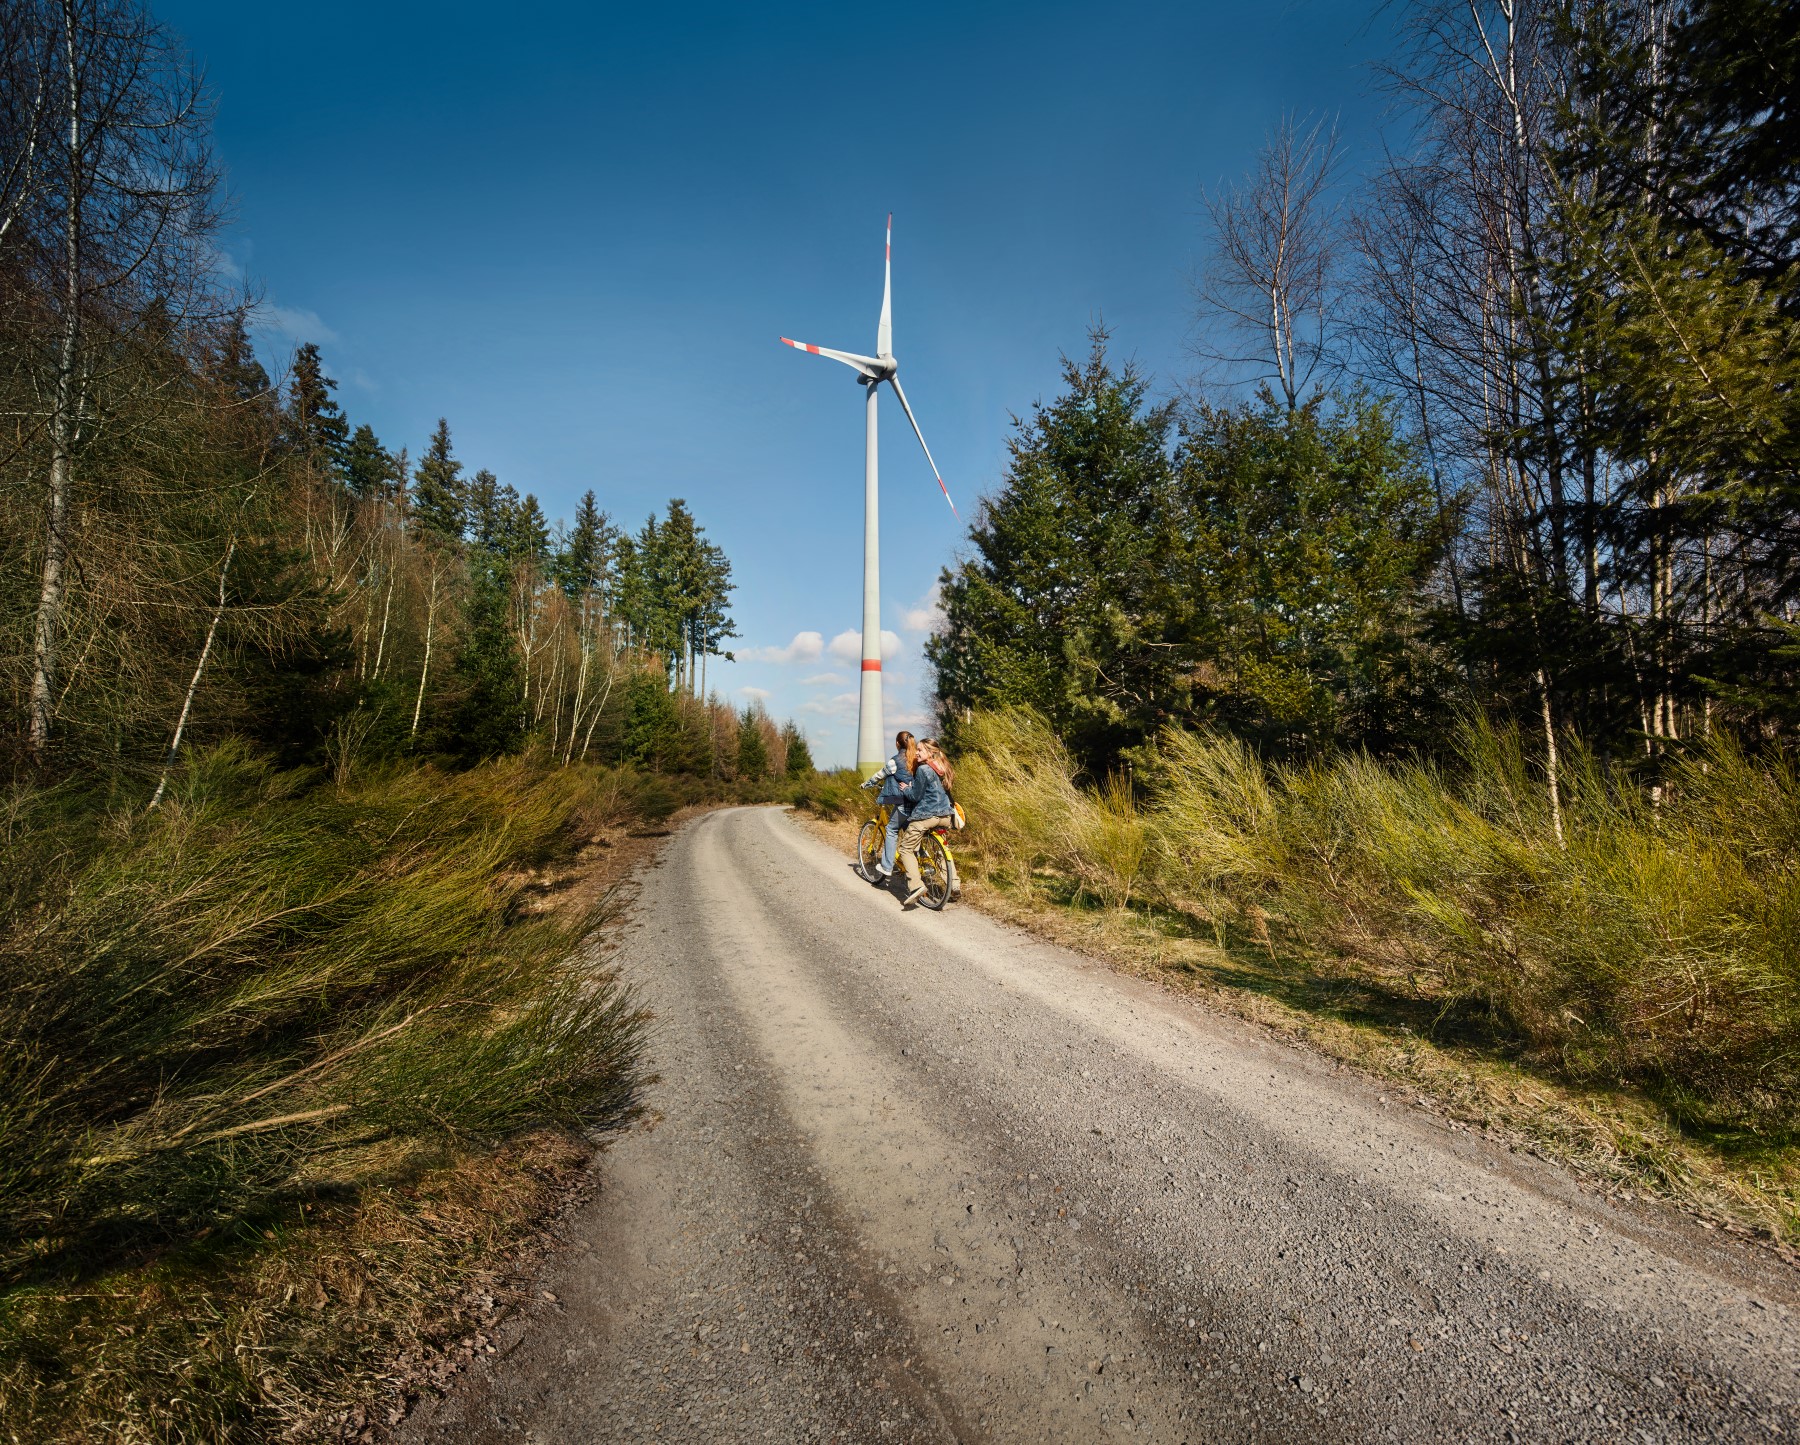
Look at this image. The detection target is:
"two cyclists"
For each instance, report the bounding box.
[894,740,956,909]
[858,732,960,909]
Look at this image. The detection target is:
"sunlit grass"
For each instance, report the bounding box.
[955,708,1800,1237]
[0,746,652,1440]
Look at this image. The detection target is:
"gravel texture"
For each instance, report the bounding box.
[397,805,1800,1443]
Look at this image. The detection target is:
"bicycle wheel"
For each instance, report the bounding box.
[918,831,953,910]
[855,820,883,882]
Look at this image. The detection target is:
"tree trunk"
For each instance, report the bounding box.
[1536,663,1565,847]
[372,568,394,681]
[411,569,439,739]
[26,6,82,760]
[148,537,235,810]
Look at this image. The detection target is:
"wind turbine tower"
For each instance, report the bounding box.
[780,214,957,775]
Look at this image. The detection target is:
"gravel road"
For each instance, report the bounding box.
[398,805,1800,1443]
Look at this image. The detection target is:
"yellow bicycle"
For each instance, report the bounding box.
[855,782,957,910]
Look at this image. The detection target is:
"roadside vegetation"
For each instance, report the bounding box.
[947,709,1800,1236]
[922,6,1800,1239]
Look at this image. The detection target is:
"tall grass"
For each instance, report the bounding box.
[956,708,1800,1133]
[0,746,651,1438]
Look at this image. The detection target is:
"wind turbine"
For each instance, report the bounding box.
[780,213,957,775]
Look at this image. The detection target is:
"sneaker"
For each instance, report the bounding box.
[875,864,892,877]
[902,885,928,909]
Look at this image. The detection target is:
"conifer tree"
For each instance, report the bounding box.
[411,418,467,542]
[782,720,813,775]
[511,493,550,566]
[465,468,506,554]
[285,342,350,475]
[736,707,769,780]
[929,332,1178,768]
[556,490,613,600]
[344,423,396,500]
[212,307,271,405]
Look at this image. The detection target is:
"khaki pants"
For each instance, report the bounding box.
[897,814,952,891]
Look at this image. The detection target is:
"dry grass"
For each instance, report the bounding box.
[1,1129,593,1444]
[0,747,659,1442]
[950,708,1800,1244]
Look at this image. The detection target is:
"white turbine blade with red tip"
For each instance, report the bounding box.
[877,213,892,357]
[888,376,958,517]
[779,337,882,378]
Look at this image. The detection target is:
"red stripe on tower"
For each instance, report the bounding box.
[861,659,881,672]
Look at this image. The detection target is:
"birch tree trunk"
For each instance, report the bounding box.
[26,4,82,760]
[411,569,440,739]
[148,537,235,810]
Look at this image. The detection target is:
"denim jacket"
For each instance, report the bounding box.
[904,762,953,821]
[877,750,913,806]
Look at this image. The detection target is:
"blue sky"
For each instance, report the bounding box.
[162,0,1399,766]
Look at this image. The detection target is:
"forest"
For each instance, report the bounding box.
[935,0,1800,791]
[0,3,809,1437]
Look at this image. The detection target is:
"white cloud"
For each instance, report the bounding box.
[738,685,771,703]
[742,630,824,665]
[801,671,847,687]
[254,302,338,346]
[899,581,945,635]
[800,691,860,722]
[827,628,902,663]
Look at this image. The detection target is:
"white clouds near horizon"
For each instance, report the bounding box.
[742,630,824,665]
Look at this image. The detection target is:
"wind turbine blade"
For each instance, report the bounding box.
[779,337,882,378]
[877,213,892,357]
[887,376,958,518]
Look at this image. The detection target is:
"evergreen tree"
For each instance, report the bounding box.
[928,332,1179,769]
[510,493,550,566]
[437,563,524,763]
[285,342,350,475]
[555,489,613,600]
[782,720,813,775]
[344,423,397,500]
[411,418,467,542]
[1169,391,1448,753]
[465,468,507,554]
[212,306,271,405]
[622,667,678,767]
[736,707,769,780]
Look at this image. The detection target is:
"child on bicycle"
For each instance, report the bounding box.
[873,730,916,881]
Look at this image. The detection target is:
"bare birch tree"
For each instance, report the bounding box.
[18,0,222,761]
[1193,115,1344,409]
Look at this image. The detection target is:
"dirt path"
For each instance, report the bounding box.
[397,805,1800,1443]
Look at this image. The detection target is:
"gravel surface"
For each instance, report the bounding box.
[398,805,1800,1443]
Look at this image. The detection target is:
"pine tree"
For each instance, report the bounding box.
[736,707,769,780]
[928,331,1178,769]
[555,489,613,600]
[285,342,350,476]
[411,418,467,542]
[782,720,813,775]
[1168,390,1448,753]
[212,307,271,404]
[344,423,396,500]
[466,469,506,554]
[511,493,550,566]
